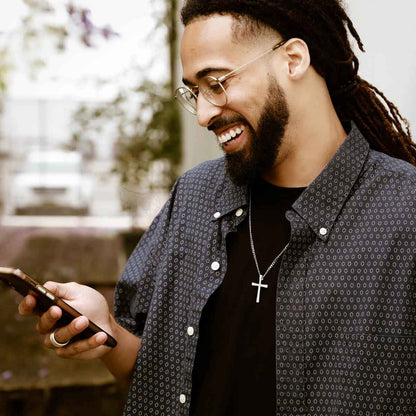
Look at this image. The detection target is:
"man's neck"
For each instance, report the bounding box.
[263,107,348,188]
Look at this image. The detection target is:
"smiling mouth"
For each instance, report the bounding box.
[217,125,246,145]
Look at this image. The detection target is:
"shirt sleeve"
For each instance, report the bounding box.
[114,179,180,336]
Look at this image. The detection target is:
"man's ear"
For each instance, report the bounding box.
[282,38,311,80]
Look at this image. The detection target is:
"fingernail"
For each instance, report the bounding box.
[75,319,85,330]
[51,309,59,319]
[96,333,107,344]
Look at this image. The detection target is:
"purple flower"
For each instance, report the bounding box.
[1,371,13,380]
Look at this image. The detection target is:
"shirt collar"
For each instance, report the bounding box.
[292,122,370,241]
[211,170,248,221]
[212,122,370,231]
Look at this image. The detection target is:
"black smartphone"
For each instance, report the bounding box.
[0,266,117,348]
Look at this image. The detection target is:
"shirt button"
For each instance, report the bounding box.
[187,326,195,336]
[319,227,328,236]
[211,261,220,271]
[235,208,244,217]
[179,394,186,404]
[213,212,221,219]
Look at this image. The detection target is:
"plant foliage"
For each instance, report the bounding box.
[71,79,182,191]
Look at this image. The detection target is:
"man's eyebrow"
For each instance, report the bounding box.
[182,67,231,86]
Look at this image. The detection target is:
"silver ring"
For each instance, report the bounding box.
[50,331,70,348]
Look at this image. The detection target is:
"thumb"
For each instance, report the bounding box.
[43,281,80,301]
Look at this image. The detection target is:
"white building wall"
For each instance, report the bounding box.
[1,98,115,160]
[0,98,123,217]
[347,0,416,134]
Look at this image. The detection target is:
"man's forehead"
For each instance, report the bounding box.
[181,14,236,55]
[180,14,249,81]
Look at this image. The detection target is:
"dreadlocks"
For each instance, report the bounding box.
[181,0,416,166]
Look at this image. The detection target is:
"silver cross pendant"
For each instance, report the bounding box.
[251,274,268,303]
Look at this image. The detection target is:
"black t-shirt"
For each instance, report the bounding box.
[190,179,306,415]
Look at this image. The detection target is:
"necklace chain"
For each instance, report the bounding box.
[248,191,289,286]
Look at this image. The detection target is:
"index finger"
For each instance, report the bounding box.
[18,294,37,316]
[36,305,62,334]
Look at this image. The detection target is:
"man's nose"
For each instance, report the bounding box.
[196,94,223,128]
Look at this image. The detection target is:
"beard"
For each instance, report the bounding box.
[224,79,289,186]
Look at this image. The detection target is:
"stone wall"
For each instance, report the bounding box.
[0,226,143,416]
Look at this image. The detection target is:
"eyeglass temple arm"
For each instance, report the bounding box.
[217,40,287,83]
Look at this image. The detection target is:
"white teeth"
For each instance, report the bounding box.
[217,125,245,144]
[219,135,228,144]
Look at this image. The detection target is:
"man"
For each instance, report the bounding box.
[20,0,416,415]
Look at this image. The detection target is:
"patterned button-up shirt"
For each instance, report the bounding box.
[115,124,416,415]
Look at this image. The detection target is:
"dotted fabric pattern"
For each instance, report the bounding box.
[115,123,416,416]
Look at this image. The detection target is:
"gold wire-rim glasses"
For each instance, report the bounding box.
[175,39,287,115]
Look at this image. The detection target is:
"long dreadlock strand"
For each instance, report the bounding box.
[333,77,416,164]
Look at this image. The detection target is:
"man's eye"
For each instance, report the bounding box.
[210,83,222,93]
[203,80,222,95]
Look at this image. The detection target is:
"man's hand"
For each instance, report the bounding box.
[18,281,114,360]
[19,280,141,386]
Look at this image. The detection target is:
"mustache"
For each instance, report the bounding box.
[208,116,247,132]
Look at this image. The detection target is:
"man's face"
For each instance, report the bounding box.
[180,14,290,185]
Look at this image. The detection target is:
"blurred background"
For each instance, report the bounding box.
[0,0,414,415]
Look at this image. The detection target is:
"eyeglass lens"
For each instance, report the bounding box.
[176,76,227,114]
[199,76,227,107]
[176,87,197,114]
